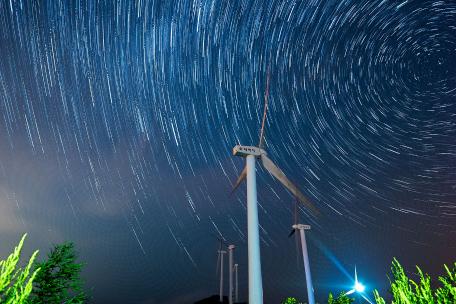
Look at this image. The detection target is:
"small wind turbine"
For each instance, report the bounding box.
[228,245,235,304]
[231,70,320,303]
[234,263,239,303]
[345,267,372,304]
[289,199,315,304]
[216,240,227,303]
[289,223,314,304]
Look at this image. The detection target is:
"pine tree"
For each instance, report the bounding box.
[30,242,89,304]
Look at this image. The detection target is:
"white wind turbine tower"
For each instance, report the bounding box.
[216,240,227,303]
[231,70,320,303]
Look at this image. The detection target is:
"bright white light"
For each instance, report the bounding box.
[355,281,365,293]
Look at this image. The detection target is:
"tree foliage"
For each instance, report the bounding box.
[30,242,88,304]
[435,264,456,303]
[328,292,354,304]
[373,258,456,304]
[0,234,40,304]
[281,297,301,304]
[328,259,456,304]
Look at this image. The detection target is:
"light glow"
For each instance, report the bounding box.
[344,266,370,302]
[355,281,365,293]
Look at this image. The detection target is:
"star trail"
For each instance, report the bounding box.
[0,0,455,303]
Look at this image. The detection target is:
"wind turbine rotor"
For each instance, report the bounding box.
[344,267,373,303]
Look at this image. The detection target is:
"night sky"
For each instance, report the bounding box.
[0,0,455,303]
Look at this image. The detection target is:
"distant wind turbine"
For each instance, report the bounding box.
[228,245,235,304]
[289,223,314,304]
[231,69,320,303]
[234,263,239,303]
[289,199,315,304]
[216,240,227,303]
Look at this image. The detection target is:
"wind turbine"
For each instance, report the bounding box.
[289,220,314,304]
[231,70,320,303]
[216,240,227,303]
[234,263,239,303]
[345,267,372,304]
[228,245,235,304]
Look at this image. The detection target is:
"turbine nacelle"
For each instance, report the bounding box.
[233,145,265,157]
[292,224,311,230]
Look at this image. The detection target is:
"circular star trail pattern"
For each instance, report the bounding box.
[0,0,455,303]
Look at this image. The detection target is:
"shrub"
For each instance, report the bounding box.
[328,292,354,304]
[282,296,306,304]
[373,258,456,304]
[435,263,456,303]
[328,259,456,304]
[0,234,40,304]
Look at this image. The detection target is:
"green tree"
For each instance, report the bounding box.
[373,258,456,304]
[281,297,300,304]
[327,259,455,303]
[328,292,354,304]
[435,263,456,303]
[30,242,89,304]
[0,233,40,304]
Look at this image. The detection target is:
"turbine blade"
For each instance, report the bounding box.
[355,266,358,284]
[295,230,300,268]
[294,198,298,225]
[216,251,220,276]
[292,199,300,268]
[261,154,319,215]
[258,69,270,149]
[345,289,356,296]
[231,166,247,194]
[288,229,296,238]
[361,294,373,304]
